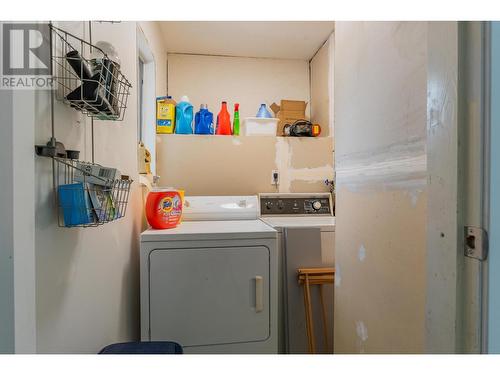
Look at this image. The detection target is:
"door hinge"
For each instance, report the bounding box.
[464,226,488,261]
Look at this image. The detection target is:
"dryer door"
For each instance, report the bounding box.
[149,246,270,347]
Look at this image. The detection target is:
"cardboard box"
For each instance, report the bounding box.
[271,100,308,113]
[270,100,308,135]
[278,110,306,119]
[73,162,121,186]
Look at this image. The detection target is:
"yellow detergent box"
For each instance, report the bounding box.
[156,96,176,134]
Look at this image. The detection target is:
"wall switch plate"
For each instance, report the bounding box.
[271,170,279,185]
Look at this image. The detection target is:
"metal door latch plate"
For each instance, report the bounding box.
[464,226,488,261]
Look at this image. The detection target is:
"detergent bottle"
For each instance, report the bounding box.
[216,101,232,135]
[156,96,176,134]
[194,104,214,135]
[175,95,194,134]
[233,103,240,135]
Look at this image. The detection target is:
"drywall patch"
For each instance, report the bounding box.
[334,264,341,287]
[289,164,334,182]
[274,137,334,193]
[355,320,368,353]
[336,138,427,192]
[275,137,292,192]
[358,244,366,262]
[289,180,329,193]
[407,189,422,207]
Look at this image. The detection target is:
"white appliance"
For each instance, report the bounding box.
[259,193,335,354]
[140,195,278,354]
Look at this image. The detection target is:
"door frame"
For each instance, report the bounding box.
[426,21,490,354]
[136,25,157,175]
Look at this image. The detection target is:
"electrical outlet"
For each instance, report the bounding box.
[271,170,279,185]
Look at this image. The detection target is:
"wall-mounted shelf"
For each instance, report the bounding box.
[156,134,330,139]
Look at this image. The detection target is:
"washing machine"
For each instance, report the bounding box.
[259,193,335,354]
[140,195,278,354]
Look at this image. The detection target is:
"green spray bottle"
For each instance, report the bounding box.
[233,103,240,135]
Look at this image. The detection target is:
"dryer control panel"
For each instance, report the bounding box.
[260,193,332,216]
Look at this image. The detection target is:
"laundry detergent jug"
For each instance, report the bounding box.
[156,96,176,134]
[194,104,214,135]
[175,95,194,134]
[145,188,183,229]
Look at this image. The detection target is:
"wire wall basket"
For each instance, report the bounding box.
[54,157,132,228]
[50,25,131,121]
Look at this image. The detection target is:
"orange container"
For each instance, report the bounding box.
[145,189,183,229]
[216,101,232,135]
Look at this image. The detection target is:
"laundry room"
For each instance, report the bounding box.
[147,21,336,354]
[23,20,337,355]
[4,18,433,357]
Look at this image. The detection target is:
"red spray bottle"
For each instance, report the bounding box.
[216,101,232,135]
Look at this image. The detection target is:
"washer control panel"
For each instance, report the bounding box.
[260,194,332,216]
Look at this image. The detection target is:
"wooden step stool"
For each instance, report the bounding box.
[297,267,335,354]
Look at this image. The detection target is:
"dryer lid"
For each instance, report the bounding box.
[182,195,259,221]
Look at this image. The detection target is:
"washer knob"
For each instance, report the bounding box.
[312,201,322,210]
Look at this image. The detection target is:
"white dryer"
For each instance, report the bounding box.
[140,196,278,354]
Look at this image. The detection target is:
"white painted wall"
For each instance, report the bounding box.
[334,22,428,353]
[0,23,37,353]
[0,86,15,354]
[34,21,166,353]
[13,89,37,354]
[167,53,310,121]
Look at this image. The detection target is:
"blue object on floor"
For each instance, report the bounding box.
[98,341,183,354]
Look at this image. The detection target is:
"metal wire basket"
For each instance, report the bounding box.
[54,157,132,227]
[50,25,131,121]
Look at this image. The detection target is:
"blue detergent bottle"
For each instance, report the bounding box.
[175,95,194,134]
[194,104,214,135]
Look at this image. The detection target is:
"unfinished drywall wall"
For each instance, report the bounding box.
[156,135,333,195]
[334,22,427,353]
[34,21,167,353]
[310,33,334,137]
[158,50,334,195]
